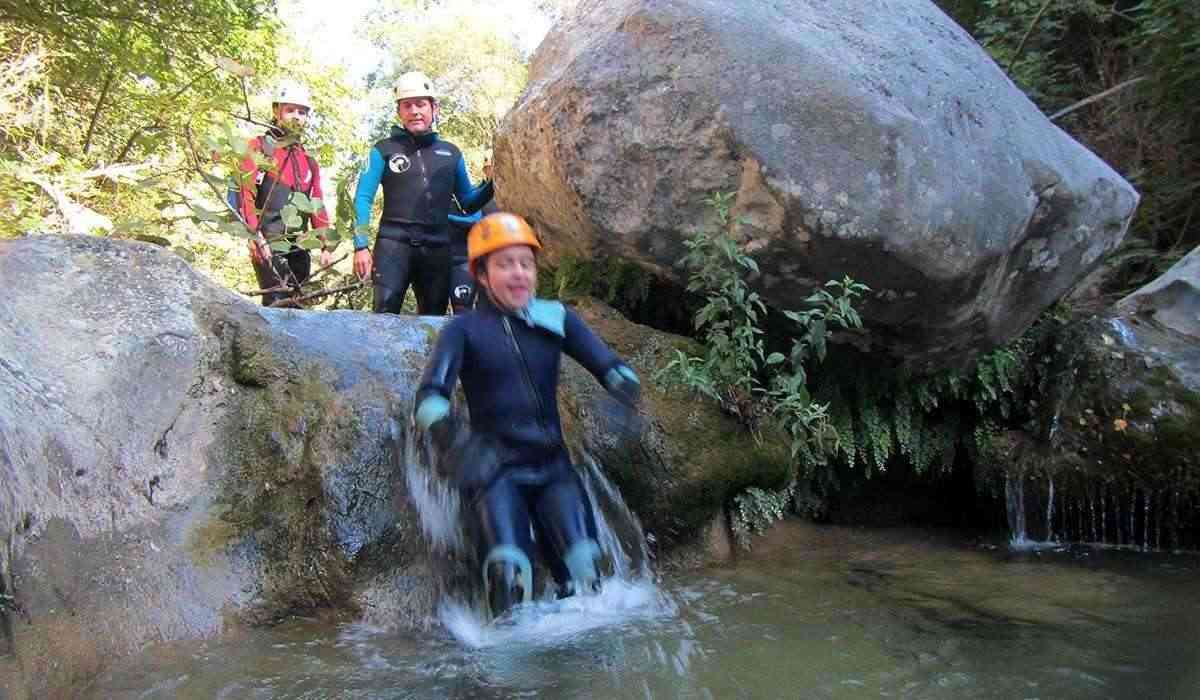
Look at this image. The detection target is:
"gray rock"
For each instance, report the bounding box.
[999,246,1200,548]
[494,0,1139,371]
[0,235,439,698]
[1119,245,1200,347]
[0,236,762,698]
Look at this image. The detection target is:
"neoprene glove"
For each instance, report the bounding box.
[415,395,459,453]
[603,364,641,407]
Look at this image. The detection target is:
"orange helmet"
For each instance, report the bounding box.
[467,212,542,277]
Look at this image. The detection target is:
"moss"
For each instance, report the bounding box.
[541,254,657,313]
[563,299,793,547]
[228,319,292,388]
[186,506,238,567]
[204,368,359,619]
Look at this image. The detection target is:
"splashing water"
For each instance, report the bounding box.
[401,418,464,553]
[439,577,675,650]
[578,451,653,580]
[402,418,673,647]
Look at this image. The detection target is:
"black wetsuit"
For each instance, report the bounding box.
[447,200,498,314]
[417,295,627,587]
[353,126,492,315]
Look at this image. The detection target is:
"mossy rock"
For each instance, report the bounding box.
[202,368,359,621]
[559,298,791,549]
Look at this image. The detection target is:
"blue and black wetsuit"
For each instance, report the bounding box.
[353,126,493,315]
[447,200,498,314]
[416,295,639,607]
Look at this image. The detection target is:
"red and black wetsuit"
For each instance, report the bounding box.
[238,128,329,306]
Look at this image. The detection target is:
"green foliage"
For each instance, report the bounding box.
[657,191,869,483]
[365,0,530,168]
[730,483,796,550]
[542,254,652,310]
[972,0,1109,109]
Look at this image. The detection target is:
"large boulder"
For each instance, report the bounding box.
[494,0,1139,371]
[0,236,442,699]
[0,236,762,698]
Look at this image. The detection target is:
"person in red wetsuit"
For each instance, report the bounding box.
[237,80,332,306]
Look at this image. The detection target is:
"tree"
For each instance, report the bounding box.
[364,0,533,168]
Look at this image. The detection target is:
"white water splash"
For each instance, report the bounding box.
[401,419,464,553]
[439,577,675,650]
[578,452,653,581]
[401,415,673,647]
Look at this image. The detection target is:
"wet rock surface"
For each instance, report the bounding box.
[495,0,1139,371]
[1001,246,1200,548]
[0,236,436,698]
[0,236,759,698]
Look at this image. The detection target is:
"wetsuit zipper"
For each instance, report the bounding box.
[502,316,549,432]
[417,146,431,207]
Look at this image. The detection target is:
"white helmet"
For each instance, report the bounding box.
[273,80,312,109]
[394,71,436,102]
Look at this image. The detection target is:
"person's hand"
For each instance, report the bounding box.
[353,248,372,281]
[319,248,333,270]
[482,159,493,180]
[247,237,270,265]
[603,364,641,407]
[415,394,461,454]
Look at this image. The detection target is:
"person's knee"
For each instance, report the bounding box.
[373,285,405,314]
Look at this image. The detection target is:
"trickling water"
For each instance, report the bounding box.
[1131,491,1137,549]
[1144,491,1151,552]
[1101,486,1108,544]
[1005,473,1027,546]
[1156,491,1163,551]
[1046,476,1055,542]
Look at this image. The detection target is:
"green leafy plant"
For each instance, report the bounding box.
[730,483,796,550]
[658,192,870,535]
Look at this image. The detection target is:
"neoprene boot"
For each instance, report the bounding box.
[561,538,602,597]
[482,545,533,618]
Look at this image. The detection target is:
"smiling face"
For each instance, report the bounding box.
[478,245,537,311]
[396,97,436,134]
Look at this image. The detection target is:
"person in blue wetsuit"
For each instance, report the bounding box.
[352,71,493,315]
[414,212,642,617]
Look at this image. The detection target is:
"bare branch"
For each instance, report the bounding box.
[268,281,365,308]
[1008,0,1054,72]
[83,67,118,155]
[1048,76,1147,121]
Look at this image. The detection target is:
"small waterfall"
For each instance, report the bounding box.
[1045,476,1055,542]
[1005,473,1028,546]
[1000,468,1200,552]
[579,451,652,580]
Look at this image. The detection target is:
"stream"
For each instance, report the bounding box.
[86,522,1200,699]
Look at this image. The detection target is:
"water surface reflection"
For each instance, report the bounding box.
[88,524,1200,699]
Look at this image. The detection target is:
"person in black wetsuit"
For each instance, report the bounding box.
[351,71,493,315]
[446,199,498,314]
[414,212,641,616]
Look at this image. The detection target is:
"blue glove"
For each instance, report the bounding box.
[415,395,458,453]
[603,364,641,407]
